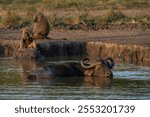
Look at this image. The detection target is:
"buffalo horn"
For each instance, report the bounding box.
[80,57,98,69]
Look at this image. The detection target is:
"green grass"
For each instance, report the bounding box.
[3,10,21,26]
[26,7,37,19]
[135,15,150,23]
[0,0,150,29]
[122,0,150,8]
[101,9,131,24]
[1,8,150,29]
[47,9,150,30]
[1,10,31,27]
[1,0,150,10]
[0,0,42,5]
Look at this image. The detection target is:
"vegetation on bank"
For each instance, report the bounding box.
[1,0,150,10]
[0,0,150,30]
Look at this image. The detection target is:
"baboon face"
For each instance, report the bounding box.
[24,36,33,45]
[33,12,44,22]
[22,27,32,39]
[21,27,35,48]
[22,35,34,48]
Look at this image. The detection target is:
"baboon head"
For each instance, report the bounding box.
[21,27,34,48]
[33,12,45,22]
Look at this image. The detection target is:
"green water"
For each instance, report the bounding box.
[0,58,150,100]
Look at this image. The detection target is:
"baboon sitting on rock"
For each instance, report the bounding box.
[18,27,44,60]
[32,12,50,39]
[18,12,50,59]
[20,27,36,49]
[19,12,50,49]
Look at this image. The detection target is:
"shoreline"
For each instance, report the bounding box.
[0,28,149,66]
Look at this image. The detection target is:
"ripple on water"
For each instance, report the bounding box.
[113,64,150,80]
[0,59,150,100]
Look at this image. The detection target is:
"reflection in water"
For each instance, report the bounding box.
[83,76,112,88]
[19,60,40,79]
[0,59,150,100]
[23,76,112,89]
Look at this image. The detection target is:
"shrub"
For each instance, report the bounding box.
[4,10,21,26]
[13,0,42,4]
[0,0,13,4]
[102,9,128,24]
[26,7,37,19]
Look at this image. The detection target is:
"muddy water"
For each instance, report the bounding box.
[0,58,149,100]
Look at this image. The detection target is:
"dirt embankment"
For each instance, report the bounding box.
[0,29,150,66]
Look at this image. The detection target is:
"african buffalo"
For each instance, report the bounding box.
[27,57,114,81]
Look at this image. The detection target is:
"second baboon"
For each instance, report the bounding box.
[32,12,50,39]
[20,27,36,49]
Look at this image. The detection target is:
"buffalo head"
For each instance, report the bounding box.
[80,57,114,77]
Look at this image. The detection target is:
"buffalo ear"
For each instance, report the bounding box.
[105,58,114,69]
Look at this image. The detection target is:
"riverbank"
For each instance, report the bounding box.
[0,29,149,66]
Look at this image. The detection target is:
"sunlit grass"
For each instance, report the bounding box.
[1,0,150,10]
[0,0,150,29]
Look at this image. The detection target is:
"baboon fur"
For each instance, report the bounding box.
[20,27,36,49]
[32,12,50,39]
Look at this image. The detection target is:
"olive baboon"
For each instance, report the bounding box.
[20,27,36,49]
[32,12,50,39]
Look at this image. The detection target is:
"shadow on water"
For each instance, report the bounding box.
[0,57,149,100]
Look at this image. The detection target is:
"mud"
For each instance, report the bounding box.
[86,42,150,66]
[0,29,150,66]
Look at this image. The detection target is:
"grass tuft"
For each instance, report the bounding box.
[102,9,129,24]
[3,10,21,26]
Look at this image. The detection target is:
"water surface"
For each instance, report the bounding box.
[0,58,149,100]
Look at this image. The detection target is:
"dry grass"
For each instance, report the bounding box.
[0,0,150,29]
[1,0,150,10]
[3,10,21,26]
